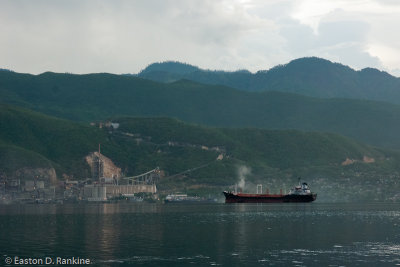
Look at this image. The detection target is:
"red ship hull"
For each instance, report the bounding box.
[223,191,317,203]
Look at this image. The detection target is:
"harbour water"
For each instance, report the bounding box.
[1,202,400,266]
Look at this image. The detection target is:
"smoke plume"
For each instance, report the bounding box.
[237,165,251,189]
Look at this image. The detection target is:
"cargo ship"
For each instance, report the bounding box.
[223,182,317,203]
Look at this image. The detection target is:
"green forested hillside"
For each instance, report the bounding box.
[1,70,400,149]
[138,58,400,104]
[1,105,400,201]
[115,116,380,170]
[0,105,106,177]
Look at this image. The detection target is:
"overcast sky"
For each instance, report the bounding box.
[1,0,400,76]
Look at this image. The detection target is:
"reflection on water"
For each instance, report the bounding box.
[1,203,400,266]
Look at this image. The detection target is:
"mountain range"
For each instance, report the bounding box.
[138,57,400,104]
[1,68,400,149]
[2,57,400,200]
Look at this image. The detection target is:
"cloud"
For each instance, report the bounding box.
[0,0,399,75]
[281,15,382,69]
[0,0,276,73]
[286,0,400,73]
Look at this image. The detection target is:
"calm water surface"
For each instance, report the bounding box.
[1,203,400,266]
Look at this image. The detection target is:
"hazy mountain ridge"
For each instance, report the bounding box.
[2,70,400,149]
[138,57,400,104]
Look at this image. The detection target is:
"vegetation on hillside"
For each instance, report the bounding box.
[2,70,400,149]
[138,57,400,104]
[0,105,105,178]
[2,105,400,201]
